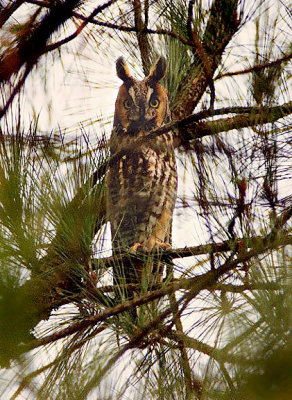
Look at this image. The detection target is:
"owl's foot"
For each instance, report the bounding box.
[129,242,144,254]
[153,241,171,250]
[148,238,171,252]
[129,240,171,254]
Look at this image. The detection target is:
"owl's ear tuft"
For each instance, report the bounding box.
[116,57,133,83]
[148,56,167,82]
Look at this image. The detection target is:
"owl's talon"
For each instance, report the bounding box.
[154,242,171,250]
[129,241,170,254]
[129,242,144,254]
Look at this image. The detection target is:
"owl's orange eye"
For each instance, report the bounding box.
[123,99,132,109]
[149,98,160,108]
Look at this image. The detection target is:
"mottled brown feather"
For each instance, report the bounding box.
[107,57,177,294]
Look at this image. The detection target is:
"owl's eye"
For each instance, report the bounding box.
[149,98,160,108]
[123,99,132,109]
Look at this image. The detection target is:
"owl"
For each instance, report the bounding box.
[107,56,177,297]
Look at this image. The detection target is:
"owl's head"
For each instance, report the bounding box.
[114,57,170,133]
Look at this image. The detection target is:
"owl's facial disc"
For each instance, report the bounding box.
[125,83,163,127]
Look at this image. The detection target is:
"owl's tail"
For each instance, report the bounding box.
[113,252,164,323]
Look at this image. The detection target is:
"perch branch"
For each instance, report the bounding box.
[105,102,292,161]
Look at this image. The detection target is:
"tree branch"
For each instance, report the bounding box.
[133,0,151,75]
[0,0,82,83]
[105,102,292,156]
[42,0,119,54]
[26,0,195,47]
[182,107,291,144]
[216,53,292,80]
[172,0,240,120]
[165,330,257,365]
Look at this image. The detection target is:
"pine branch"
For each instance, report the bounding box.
[0,0,119,118]
[93,238,236,270]
[84,277,287,299]
[104,102,292,163]
[168,289,200,398]
[77,341,130,400]
[165,102,292,147]
[222,318,264,353]
[182,106,291,143]
[3,225,287,368]
[165,330,257,365]
[13,216,285,371]
[0,65,31,120]
[10,323,107,399]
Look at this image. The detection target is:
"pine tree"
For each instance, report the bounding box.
[0,1,291,399]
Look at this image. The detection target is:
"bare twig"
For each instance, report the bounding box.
[0,0,25,29]
[0,66,31,120]
[216,53,292,80]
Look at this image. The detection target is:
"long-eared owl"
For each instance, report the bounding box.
[107,56,177,290]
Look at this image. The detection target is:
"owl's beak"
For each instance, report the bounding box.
[138,102,146,122]
[131,105,146,123]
